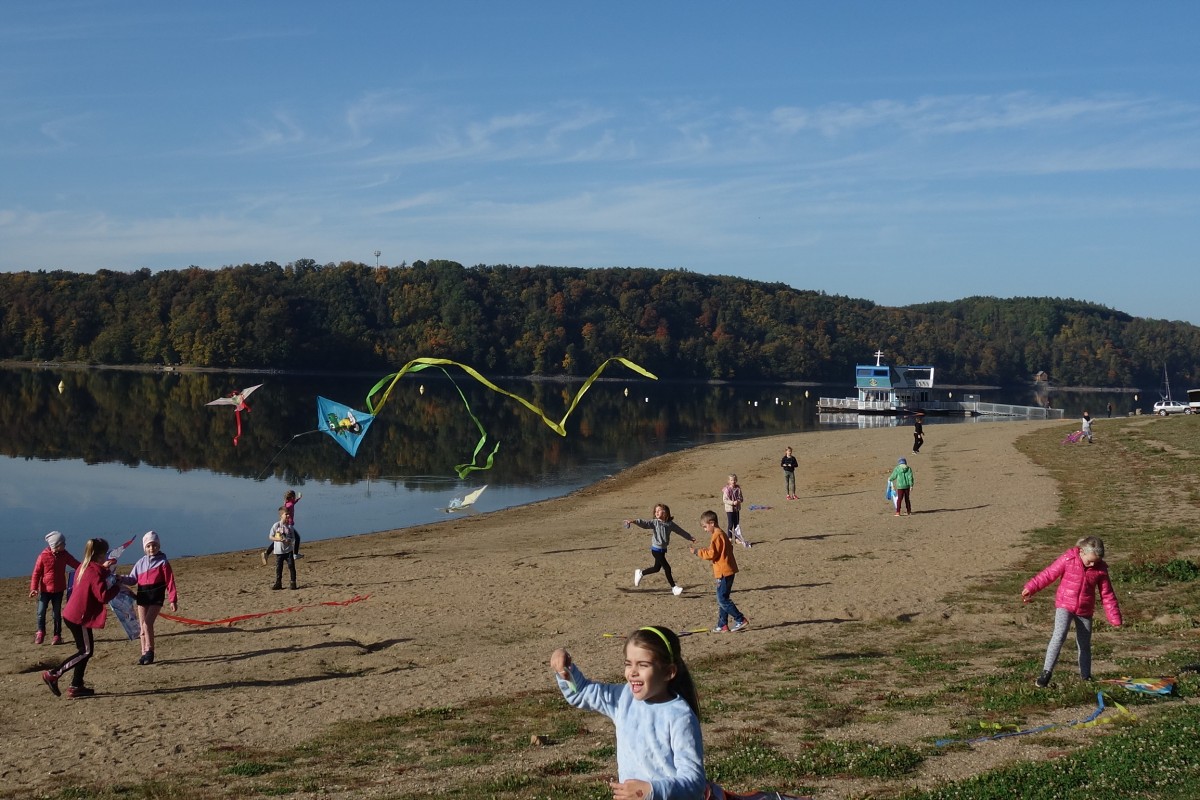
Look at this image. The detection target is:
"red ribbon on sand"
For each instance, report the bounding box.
[160,594,370,627]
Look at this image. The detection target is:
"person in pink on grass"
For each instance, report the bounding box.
[41,538,121,699]
[119,531,178,665]
[29,531,80,645]
[1022,535,1123,688]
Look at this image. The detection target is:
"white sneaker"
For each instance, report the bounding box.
[672,585,683,596]
[633,569,643,587]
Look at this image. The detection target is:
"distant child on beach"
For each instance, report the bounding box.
[551,626,706,799]
[268,507,298,590]
[1023,536,1122,687]
[624,503,696,596]
[41,538,121,699]
[889,457,914,516]
[721,474,743,532]
[781,447,799,500]
[1081,411,1093,444]
[119,531,178,665]
[30,531,79,645]
[690,510,748,633]
[262,489,303,563]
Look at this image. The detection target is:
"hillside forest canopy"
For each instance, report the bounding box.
[1,260,1198,388]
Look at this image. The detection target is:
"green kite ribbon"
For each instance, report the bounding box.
[365,356,657,478]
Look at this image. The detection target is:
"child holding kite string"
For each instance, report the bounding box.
[268,507,298,590]
[551,626,807,800]
[1022,535,1122,687]
[551,626,705,799]
[624,503,696,596]
[29,530,79,645]
[41,538,120,699]
[262,489,302,563]
[119,531,178,665]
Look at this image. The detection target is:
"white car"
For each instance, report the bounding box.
[1153,399,1193,416]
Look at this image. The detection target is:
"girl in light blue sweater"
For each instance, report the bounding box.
[551,626,706,800]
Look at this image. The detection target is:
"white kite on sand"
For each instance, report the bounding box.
[444,485,487,513]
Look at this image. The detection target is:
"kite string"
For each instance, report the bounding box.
[255,428,323,481]
[160,594,370,627]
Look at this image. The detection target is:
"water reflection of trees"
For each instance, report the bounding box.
[0,369,815,486]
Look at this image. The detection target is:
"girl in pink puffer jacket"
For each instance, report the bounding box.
[1022,536,1123,688]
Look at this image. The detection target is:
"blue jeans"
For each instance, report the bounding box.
[36,591,64,636]
[715,575,745,628]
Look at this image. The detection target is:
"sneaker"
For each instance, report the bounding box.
[34,631,44,645]
[731,618,750,632]
[711,625,729,633]
[42,670,61,696]
[894,512,902,517]
[138,650,155,665]
[672,585,683,596]
[271,584,282,590]
[294,553,303,559]
[290,583,298,590]
[633,569,643,587]
[52,635,63,645]
[67,686,95,699]
[1034,670,1051,688]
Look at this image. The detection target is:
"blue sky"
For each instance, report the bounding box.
[3,2,1199,324]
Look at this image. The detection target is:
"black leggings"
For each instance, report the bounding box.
[641,550,676,588]
[53,620,95,688]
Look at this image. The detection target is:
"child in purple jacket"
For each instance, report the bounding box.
[1022,536,1122,687]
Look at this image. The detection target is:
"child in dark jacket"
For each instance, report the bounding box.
[1022,536,1123,687]
[29,531,80,645]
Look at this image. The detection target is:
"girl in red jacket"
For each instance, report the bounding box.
[29,531,79,645]
[41,538,121,699]
[1022,536,1123,688]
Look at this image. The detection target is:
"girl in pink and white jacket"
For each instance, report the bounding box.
[1022,536,1122,687]
[120,531,178,665]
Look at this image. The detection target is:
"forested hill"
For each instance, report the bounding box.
[1,260,1197,387]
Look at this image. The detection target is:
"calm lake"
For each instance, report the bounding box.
[1,366,1134,578]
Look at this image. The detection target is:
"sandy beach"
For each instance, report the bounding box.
[1,420,1062,796]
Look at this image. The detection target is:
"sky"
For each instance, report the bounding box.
[3,2,1199,324]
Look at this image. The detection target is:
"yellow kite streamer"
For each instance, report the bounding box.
[364,356,657,477]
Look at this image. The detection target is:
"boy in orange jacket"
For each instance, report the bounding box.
[689,510,749,633]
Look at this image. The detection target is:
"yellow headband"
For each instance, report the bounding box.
[638,626,674,663]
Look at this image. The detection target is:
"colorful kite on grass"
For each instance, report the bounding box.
[935,691,1135,746]
[1099,676,1176,695]
[317,396,375,457]
[206,383,263,445]
[357,356,656,478]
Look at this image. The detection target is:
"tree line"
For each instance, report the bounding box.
[1,260,1197,387]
